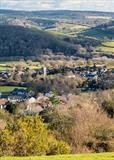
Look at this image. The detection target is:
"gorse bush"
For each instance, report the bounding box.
[47,135,70,155]
[0,116,70,156]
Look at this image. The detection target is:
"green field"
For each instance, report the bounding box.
[103,41,114,47]
[0,62,12,71]
[1,153,114,160]
[86,16,112,20]
[96,41,114,53]
[0,86,26,93]
[46,23,89,37]
[0,61,42,71]
[97,46,114,52]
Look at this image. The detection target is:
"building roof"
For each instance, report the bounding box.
[0,99,7,105]
[27,97,36,104]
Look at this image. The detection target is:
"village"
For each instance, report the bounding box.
[0,87,67,115]
[0,63,108,80]
[0,62,112,115]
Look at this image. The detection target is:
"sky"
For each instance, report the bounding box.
[0,0,114,12]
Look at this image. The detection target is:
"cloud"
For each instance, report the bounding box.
[0,0,53,10]
[55,0,114,12]
[0,0,114,12]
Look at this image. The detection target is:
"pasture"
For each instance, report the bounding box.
[86,16,112,20]
[46,23,89,36]
[96,41,114,53]
[1,153,114,160]
[0,86,26,93]
[0,61,42,71]
[103,41,114,47]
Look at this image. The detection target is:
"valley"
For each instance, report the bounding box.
[0,9,114,158]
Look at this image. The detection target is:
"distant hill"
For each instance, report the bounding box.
[0,10,114,27]
[81,21,114,39]
[0,25,76,59]
[0,10,114,60]
[1,10,114,19]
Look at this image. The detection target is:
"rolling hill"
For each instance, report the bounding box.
[0,25,76,59]
[1,9,114,19]
[1,10,114,28]
[81,20,114,39]
[0,10,114,60]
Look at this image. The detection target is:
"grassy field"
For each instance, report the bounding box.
[103,41,114,47]
[46,23,89,36]
[97,46,114,52]
[86,16,112,20]
[0,61,42,71]
[0,62,12,71]
[0,86,26,92]
[1,153,114,160]
[96,41,114,53]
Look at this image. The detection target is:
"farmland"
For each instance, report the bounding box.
[96,41,114,53]
[1,153,114,160]
[46,23,89,36]
[0,61,41,71]
[86,16,112,20]
[103,41,114,47]
[0,86,27,92]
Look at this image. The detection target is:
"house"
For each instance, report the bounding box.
[26,97,44,114]
[26,103,43,114]
[0,71,11,79]
[0,99,8,109]
[8,95,26,103]
[27,97,36,104]
[11,88,28,96]
[86,71,98,80]
[7,88,28,102]
[1,88,33,103]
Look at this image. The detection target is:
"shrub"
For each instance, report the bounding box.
[47,135,70,155]
[102,100,114,118]
[42,107,114,153]
[5,102,18,114]
[49,94,60,106]
[0,116,70,156]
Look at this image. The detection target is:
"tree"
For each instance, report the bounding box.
[5,102,18,114]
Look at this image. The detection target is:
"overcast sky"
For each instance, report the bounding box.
[0,0,114,12]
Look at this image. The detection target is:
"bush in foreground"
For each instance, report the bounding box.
[0,116,70,156]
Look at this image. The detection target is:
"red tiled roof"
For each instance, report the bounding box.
[0,99,7,105]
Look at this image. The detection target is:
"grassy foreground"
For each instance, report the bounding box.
[1,153,114,160]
